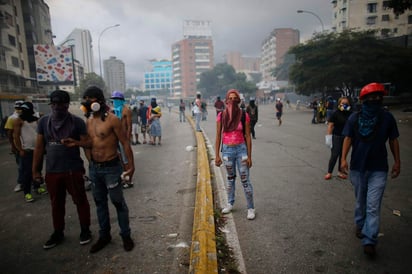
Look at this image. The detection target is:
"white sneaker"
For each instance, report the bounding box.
[221,204,233,214]
[247,209,256,220]
[14,184,22,192]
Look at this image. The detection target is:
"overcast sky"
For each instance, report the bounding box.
[45,0,332,85]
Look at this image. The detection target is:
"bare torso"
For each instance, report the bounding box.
[87,113,120,162]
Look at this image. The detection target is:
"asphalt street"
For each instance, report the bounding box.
[0,103,411,274]
[201,103,412,274]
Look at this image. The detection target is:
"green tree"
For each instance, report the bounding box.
[271,54,296,81]
[197,63,257,98]
[388,0,412,15]
[76,72,107,98]
[288,30,412,97]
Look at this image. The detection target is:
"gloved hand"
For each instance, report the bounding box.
[325,135,333,149]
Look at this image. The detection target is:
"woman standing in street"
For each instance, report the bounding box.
[215,89,255,220]
[324,97,352,180]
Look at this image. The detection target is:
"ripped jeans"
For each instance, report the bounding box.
[89,160,131,238]
[222,143,254,209]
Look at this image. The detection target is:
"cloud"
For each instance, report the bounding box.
[45,0,331,84]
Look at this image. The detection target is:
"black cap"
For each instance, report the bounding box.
[83,86,105,101]
[50,90,70,104]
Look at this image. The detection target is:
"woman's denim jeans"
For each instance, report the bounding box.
[195,112,202,131]
[222,143,254,209]
[350,170,387,245]
[89,161,131,238]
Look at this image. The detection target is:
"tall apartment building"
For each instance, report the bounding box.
[171,20,214,98]
[143,59,172,95]
[332,0,412,38]
[1,0,52,98]
[260,28,299,81]
[59,28,94,74]
[103,56,126,95]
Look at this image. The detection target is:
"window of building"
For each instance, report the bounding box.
[367,3,377,13]
[20,60,24,70]
[4,12,13,26]
[11,56,19,67]
[382,1,390,10]
[366,16,377,25]
[8,35,16,47]
[409,15,412,24]
[382,14,390,21]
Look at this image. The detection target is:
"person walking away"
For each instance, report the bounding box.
[246,98,258,139]
[324,97,352,180]
[81,86,135,253]
[215,89,255,220]
[5,100,24,192]
[193,94,202,132]
[179,99,186,122]
[110,91,133,188]
[13,102,47,203]
[131,104,140,145]
[138,100,148,144]
[275,98,283,126]
[33,90,91,249]
[214,96,225,116]
[341,82,400,258]
[148,98,162,145]
[311,98,318,124]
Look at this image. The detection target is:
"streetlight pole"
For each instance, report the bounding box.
[297,10,325,32]
[98,24,120,77]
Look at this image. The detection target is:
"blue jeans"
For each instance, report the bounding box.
[195,112,202,131]
[222,143,254,209]
[89,161,131,238]
[350,170,387,245]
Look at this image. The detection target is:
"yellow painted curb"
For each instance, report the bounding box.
[188,116,218,274]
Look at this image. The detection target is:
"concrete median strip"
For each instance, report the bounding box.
[187,116,218,273]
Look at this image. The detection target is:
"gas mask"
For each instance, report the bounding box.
[80,100,101,117]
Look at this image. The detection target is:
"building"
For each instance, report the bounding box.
[59,28,94,74]
[260,28,299,82]
[143,59,172,96]
[171,20,214,98]
[103,56,126,95]
[332,0,412,38]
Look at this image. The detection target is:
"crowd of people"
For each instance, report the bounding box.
[1,82,401,259]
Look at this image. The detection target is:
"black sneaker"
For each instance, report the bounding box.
[80,230,92,245]
[43,231,64,250]
[122,235,134,252]
[90,235,111,253]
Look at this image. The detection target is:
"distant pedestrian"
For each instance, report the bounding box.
[214,96,225,115]
[130,104,141,145]
[275,98,283,126]
[246,98,258,139]
[82,86,135,253]
[325,96,335,124]
[341,82,400,258]
[138,100,148,144]
[33,90,91,250]
[215,89,255,220]
[324,97,352,180]
[193,94,202,132]
[179,99,186,122]
[311,98,318,124]
[148,98,162,145]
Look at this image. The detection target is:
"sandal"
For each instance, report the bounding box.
[324,173,332,180]
[338,173,347,179]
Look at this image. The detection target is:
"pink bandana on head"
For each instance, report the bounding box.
[222,89,242,132]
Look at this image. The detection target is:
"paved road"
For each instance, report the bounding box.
[201,104,412,274]
[0,108,196,274]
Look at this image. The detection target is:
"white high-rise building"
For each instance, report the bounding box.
[60,28,94,73]
[104,56,126,94]
[331,0,412,38]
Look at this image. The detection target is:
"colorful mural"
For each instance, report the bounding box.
[34,44,73,85]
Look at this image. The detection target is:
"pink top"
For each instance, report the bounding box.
[217,112,250,145]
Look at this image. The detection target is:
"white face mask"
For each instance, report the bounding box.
[339,104,351,111]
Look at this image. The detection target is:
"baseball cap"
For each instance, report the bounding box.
[14,100,24,108]
[50,90,70,104]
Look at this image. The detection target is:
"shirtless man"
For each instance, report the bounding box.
[110,91,134,188]
[81,86,135,253]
